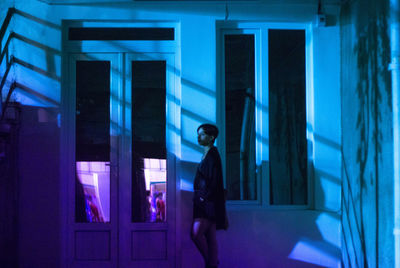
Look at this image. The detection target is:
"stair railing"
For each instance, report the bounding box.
[0,8,15,53]
[0,8,16,120]
[0,8,61,120]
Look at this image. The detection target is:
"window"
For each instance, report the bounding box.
[221,25,309,206]
[68,27,174,41]
[75,60,111,222]
[224,34,256,201]
[268,29,307,205]
[131,60,167,223]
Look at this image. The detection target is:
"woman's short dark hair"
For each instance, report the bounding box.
[197,123,219,141]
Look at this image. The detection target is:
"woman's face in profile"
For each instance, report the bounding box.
[197,127,214,147]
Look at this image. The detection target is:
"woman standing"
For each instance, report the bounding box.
[191,124,227,268]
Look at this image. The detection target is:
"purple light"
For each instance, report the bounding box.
[143,158,166,190]
[76,161,110,222]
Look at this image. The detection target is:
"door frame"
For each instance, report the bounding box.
[119,52,177,268]
[66,52,120,268]
[60,21,181,268]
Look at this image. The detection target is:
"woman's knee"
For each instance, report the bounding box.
[191,219,207,241]
[190,230,197,242]
[191,228,202,242]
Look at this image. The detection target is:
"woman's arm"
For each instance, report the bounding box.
[204,152,222,201]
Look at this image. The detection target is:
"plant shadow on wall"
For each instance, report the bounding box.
[345,0,391,266]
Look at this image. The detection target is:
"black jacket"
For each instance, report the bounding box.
[193,146,227,230]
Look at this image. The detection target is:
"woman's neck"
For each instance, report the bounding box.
[202,144,214,159]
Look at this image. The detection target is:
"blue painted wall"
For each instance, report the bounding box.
[0,0,343,267]
[340,1,394,267]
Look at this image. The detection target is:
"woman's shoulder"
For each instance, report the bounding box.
[205,147,221,162]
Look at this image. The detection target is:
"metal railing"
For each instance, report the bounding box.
[0,8,16,120]
[0,7,60,120]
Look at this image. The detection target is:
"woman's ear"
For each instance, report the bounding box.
[210,136,216,144]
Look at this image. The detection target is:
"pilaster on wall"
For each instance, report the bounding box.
[312,24,342,213]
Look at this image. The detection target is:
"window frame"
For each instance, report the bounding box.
[217,21,314,210]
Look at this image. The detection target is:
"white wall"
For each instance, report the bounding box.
[1,0,342,267]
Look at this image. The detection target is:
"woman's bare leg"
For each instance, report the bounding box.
[205,222,218,266]
[191,218,211,265]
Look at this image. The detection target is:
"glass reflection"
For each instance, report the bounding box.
[75,60,111,222]
[145,158,167,222]
[268,29,307,205]
[224,34,256,201]
[75,161,110,223]
[131,60,167,223]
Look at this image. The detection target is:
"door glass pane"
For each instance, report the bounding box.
[69,27,174,41]
[224,34,256,200]
[75,60,111,222]
[131,61,167,222]
[268,29,307,205]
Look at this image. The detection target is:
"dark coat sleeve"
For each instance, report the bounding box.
[204,151,222,201]
[205,148,227,230]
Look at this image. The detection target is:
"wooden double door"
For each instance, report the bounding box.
[66,52,177,268]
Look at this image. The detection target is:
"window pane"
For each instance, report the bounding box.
[268,29,307,205]
[224,34,256,200]
[76,162,110,223]
[131,61,167,222]
[69,27,174,41]
[75,61,111,222]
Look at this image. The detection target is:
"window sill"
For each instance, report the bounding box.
[226,201,310,211]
